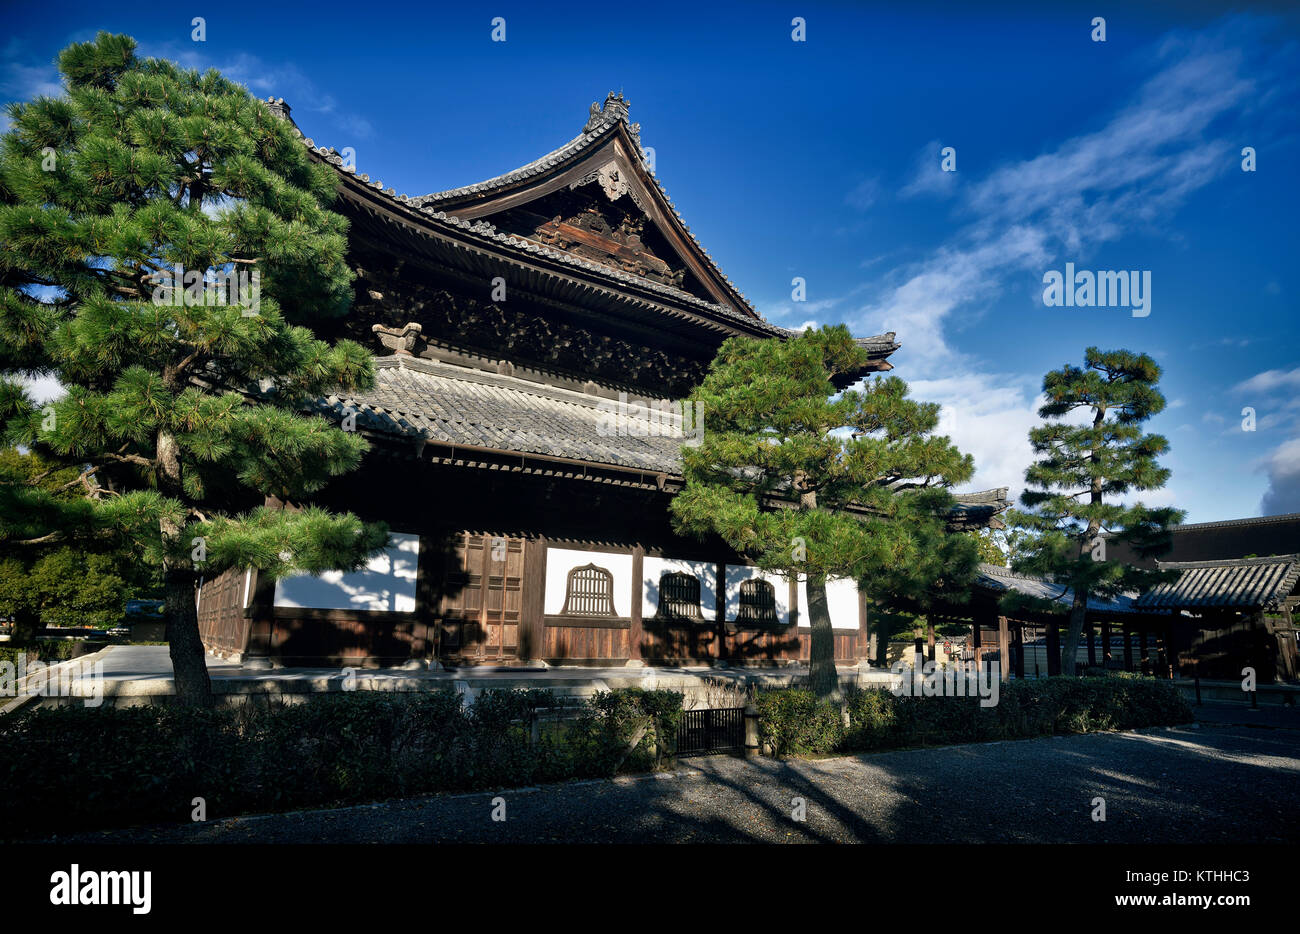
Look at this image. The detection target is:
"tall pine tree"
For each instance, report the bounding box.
[1008,347,1183,676]
[0,33,387,704]
[670,325,979,698]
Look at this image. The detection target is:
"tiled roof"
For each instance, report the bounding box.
[265,95,901,368]
[323,355,683,472]
[1135,555,1300,610]
[322,357,1008,524]
[408,93,755,314]
[271,94,764,322]
[976,563,1152,616]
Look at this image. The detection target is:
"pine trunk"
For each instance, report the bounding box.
[157,428,212,706]
[164,564,211,706]
[1061,587,1088,677]
[805,574,840,700]
[12,606,41,645]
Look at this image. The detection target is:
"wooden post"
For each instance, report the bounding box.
[1167,620,1180,678]
[628,544,644,664]
[1101,620,1112,670]
[997,615,1010,683]
[1012,620,1025,679]
[927,620,936,662]
[519,536,547,664]
[1086,622,1097,668]
[1122,623,1133,671]
[857,589,871,666]
[1046,621,1061,676]
[715,562,727,663]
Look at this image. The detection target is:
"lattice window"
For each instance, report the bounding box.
[656,571,703,620]
[736,578,778,625]
[561,563,616,617]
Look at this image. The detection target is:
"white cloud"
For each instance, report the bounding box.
[1260,438,1300,515]
[132,42,375,142]
[1234,367,1300,394]
[911,373,1043,500]
[899,139,957,199]
[19,373,65,405]
[845,177,881,211]
[841,19,1272,506]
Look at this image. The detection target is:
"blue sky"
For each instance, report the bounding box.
[3,1,1298,523]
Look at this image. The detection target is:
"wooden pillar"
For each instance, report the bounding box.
[1046,620,1061,676]
[1086,622,1097,668]
[1012,620,1025,679]
[971,618,982,670]
[997,615,1010,682]
[1101,620,1112,670]
[716,562,727,663]
[857,589,871,665]
[1167,620,1179,678]
[628,544,644,663]
[1122,623,1133,671]
[518,536,547,664]
[926,620,936,662]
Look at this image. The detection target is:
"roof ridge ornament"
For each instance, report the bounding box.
[583,91,641,144]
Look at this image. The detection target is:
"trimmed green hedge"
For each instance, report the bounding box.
[0,687,683,838]
[756,676,1193,758]
[0,640,83,667]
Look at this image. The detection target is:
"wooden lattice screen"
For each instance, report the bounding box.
[656,571,703,620]
[562,563,616,616]
[736,579,778,625]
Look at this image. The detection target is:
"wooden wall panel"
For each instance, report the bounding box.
[197,567,251,657]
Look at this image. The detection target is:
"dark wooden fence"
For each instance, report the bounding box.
[677,706,745,756]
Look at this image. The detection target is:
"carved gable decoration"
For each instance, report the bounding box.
[501,184,689,290]
[598,162,628,201]
[569,159,639,207]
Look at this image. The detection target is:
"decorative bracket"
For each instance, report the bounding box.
[371,322,425,356]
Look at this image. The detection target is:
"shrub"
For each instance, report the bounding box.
[758,676,1192,758]
[571,687,684,774]
[753,688,844,756]
[0,686,686,838]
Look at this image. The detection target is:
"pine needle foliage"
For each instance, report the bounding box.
[1007,347,1184,675]
[0,33,387,703]
[671,325,980,698]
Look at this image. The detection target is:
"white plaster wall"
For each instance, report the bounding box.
[797,576,861,631]
[273,533,419,612]
[723,565,791,626]
[544,547,634,617]
[642,556,718,620]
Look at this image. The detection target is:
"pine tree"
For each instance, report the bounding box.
[1008,347,1183,676]
[670,325,979,698]
[0,33,387,704]
[0,448,159,637]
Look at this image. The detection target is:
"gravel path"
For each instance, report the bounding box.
[53,722,1300,844]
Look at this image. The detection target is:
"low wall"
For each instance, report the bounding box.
[30,663,902,711]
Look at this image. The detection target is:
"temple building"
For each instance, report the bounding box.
[197,93,1010,668]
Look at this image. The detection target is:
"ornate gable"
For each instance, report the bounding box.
[413,93,752,312]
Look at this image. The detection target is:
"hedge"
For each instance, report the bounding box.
[0,640,83,667]
[0,687,683,838]
[755,676,1194,758]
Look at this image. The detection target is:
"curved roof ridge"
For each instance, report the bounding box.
[1156,553,1299,569]
[414,121,617,205]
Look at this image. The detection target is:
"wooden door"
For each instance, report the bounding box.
[439,534,523,662]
